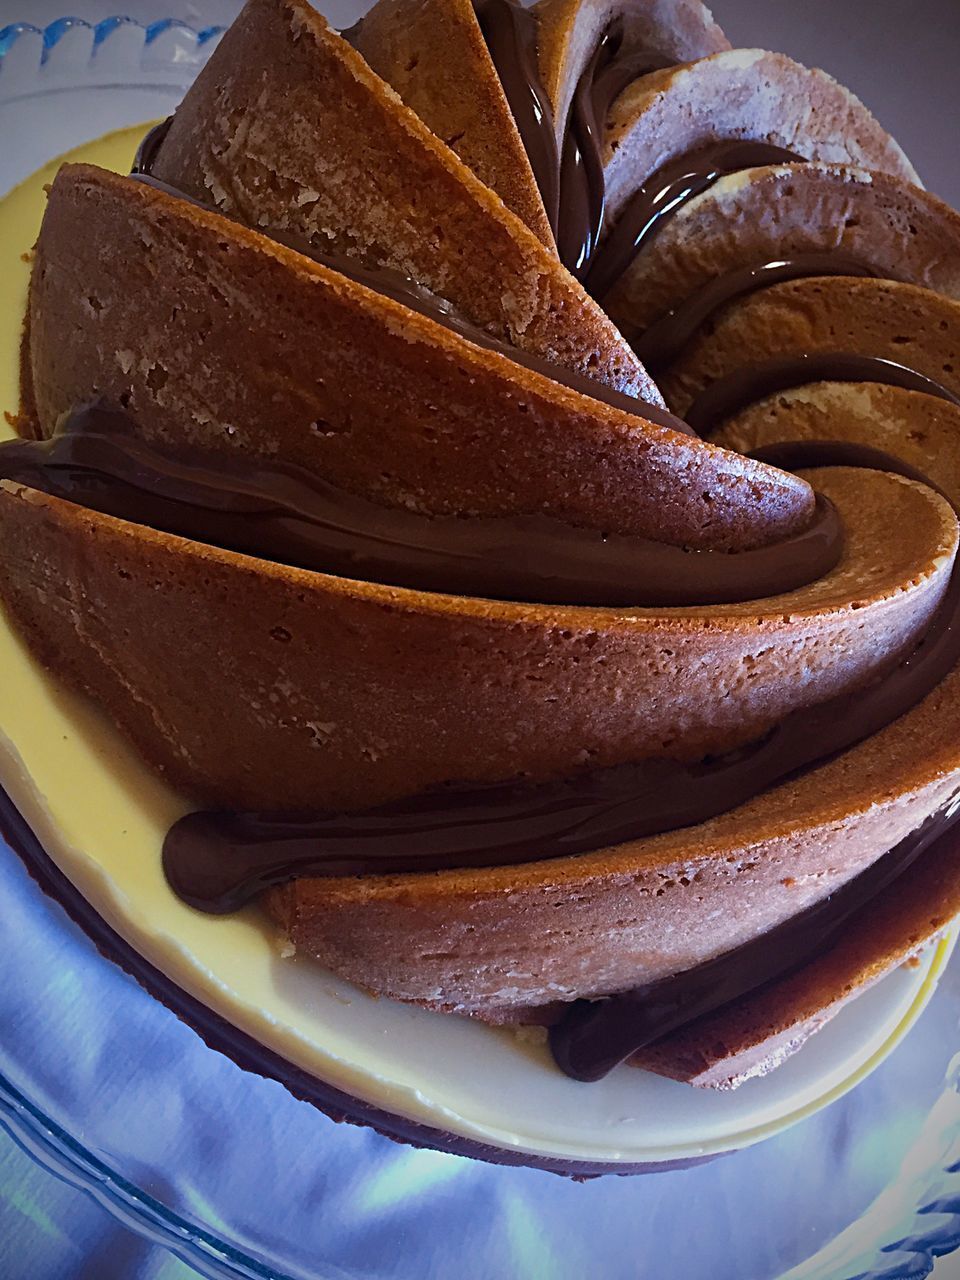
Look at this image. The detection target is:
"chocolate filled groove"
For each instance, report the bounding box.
[130,116,171,176]
[474,0,561,228]
[556,22,674,276]
[686,354,960,435]
[471,2,797,291]
[552,803,960,1079]
[633,256,885,373]
[584,141,806,300]
[0,405,843,608]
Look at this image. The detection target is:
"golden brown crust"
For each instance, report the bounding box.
[660,277,960,415]
[633,823,960,1087]
[353,0,556,247]
[535,0,730,147]
[602,50,920,228]
[604,163,960,341]
[29,163,815,552]
[1,466,951,819]
[152,0,655,401]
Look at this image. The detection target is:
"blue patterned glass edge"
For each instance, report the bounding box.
[0,1071,289,1280]
[780,1055,960,1280]
[4,1046,960,1280]
[0,15,225,65]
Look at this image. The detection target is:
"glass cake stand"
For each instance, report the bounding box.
[3,8,960,1279]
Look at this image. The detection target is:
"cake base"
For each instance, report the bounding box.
[0,127,955,1176]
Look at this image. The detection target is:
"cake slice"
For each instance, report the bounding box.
[150,0,656,401]
[351,0,557,247]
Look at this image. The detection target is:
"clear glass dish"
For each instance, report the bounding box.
[3,10,960,1279]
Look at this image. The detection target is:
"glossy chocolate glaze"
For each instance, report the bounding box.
[551,800,960,1079]
[686,353,960,436]
[0,404,842,607]
[585,141,806,300]
[130,117,172,176]
[634,255,884,373]
[473,6,711,285]
[474,0,561,228]
[162,501,959,915]
[555,21,673,277]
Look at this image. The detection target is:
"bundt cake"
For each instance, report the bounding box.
[3,0,960,1091]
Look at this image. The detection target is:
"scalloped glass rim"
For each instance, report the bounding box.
[0,16,224,62]
[0,1069,291,1280]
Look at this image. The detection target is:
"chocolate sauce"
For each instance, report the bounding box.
[585,141,806,301]
[685,353,960,436]
[0,780,713,1173]
[129,173,689,436]
[0,404,842,608]
[474,0,561,228]
[158,439,960,913]
[155,437,960,1080]
[555,22,673,276]
[470,4,699,284]
[550,800,960,1079]
[749,440,950,501]
[131,117,172,176]
[634,255,884,373]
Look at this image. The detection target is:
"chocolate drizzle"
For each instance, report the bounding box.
[471,3,685,282]
[0,404,843,607]
[555,21,673,277]
[585,141,806,300]
[686,353,960,436]
[551,801,960,1079]
[131,116,172,176]
[474,0,561,227]
[634,255,885,373]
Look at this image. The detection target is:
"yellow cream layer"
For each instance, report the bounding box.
[0,127,953,1166]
